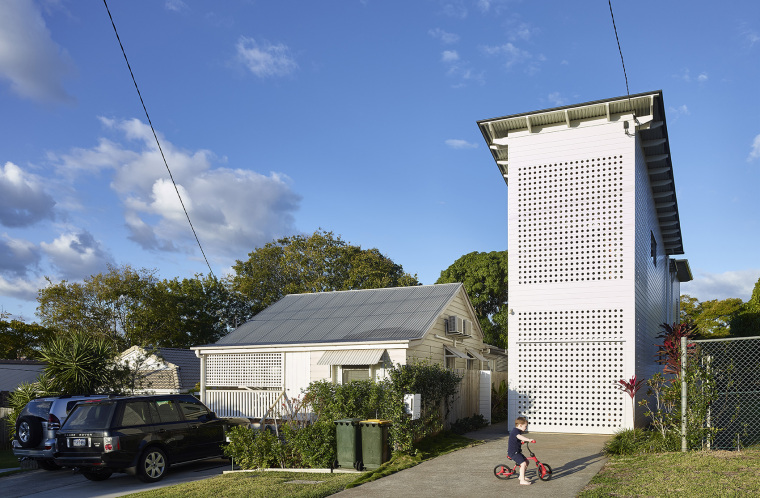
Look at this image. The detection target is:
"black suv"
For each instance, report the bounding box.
[54,394,248,483]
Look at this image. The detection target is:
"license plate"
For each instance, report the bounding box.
[71,438,88,447]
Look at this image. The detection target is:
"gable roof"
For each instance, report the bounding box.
[213,283,468,347]
[118,346,200,391]
[0,360,46,391]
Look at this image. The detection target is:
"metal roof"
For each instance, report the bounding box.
[477,90,685,256]
[0,361,45,391]
[214,283,464,346]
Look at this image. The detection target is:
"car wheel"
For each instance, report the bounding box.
[16,416,43,448]
[136,447,168,483]
[37,459,62,471]
[81,470,113,481]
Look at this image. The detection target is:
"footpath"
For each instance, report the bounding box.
[334,421,610,498]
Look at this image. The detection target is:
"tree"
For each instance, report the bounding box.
[36,265,159,349]
[679,294,743,339]
[231,229,419,315]
[730,277,760,337]
[0,315,55,359]
[37,331,132,395]
[436,251,508,349]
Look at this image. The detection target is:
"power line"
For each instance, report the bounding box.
[102,0,215,278]
[608,0,631,99]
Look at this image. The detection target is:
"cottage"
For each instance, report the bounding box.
[193,283,507,422]
[477,90,693,434]
[118,346,200,394]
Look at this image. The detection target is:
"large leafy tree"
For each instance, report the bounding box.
[231,229,420,315]
[679,294,743,339]
[730,277,760,337]
[0,313,55,359]
[436,251,508,349]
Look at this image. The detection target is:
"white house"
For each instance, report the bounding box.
[477,90,693,434]
[192,283,507,422]
[118,346,200,394]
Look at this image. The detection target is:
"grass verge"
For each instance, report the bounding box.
[124,431,480,497]
[0,449,19,469]
[579,449,760,497]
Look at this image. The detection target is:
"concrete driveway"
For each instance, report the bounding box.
[1,458,232,498]
[335,422,610,498]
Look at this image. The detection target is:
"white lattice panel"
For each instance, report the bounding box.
[516,156,625,285]
[206,353,283,388]
[516,341,625,430]
[518,309,625,342]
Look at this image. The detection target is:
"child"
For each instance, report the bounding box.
[508,416,536,485]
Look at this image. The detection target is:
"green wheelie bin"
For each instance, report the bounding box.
[334,418,362,470]
[359,419,392,470]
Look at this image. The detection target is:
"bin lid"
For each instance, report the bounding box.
[361,419,392,425]
[334,418,363,424]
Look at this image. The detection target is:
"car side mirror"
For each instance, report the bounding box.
[207,411,217,420]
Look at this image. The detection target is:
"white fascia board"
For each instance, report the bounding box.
[193,340,410,356]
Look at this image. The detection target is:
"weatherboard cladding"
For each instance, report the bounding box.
[216,283,462,346]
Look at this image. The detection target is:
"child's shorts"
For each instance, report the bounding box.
[509,452,527,465]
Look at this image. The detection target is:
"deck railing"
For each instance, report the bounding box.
[205,390,281,419]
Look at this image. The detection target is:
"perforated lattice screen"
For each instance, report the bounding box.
[516,156,625,284]
[516,339,625,429]
[518,309,625,342]
[206,353,283,388]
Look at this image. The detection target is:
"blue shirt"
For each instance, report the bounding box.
[507,427,523,456]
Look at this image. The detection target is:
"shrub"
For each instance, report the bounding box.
[283,421,337,468]
[604,428,680,455]
[450,413,488,435]
[223,426,284,469]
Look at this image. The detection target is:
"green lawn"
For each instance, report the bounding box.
[0,449,19,469]
[124,431,481,498]
[579,449,760,497]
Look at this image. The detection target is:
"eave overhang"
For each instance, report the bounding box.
[477,90,685,256]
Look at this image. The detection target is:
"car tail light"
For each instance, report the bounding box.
[48,414,61,430]
[103,436,120,452]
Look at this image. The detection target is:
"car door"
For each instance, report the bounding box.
[175,396,225,459]
[152,398,192,463]
[112,400,155,468]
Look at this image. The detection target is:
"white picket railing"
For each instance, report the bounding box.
[205,390,281,419]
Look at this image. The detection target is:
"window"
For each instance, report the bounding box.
[651,231,657,267]
[62,403,116,430]
[342,366,370,383]
[117,401,152,427]
[177,399,208,420]
[154,400,181,423]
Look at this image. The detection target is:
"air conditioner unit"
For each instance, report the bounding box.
[462,319,473,337]
[447,316,465,335]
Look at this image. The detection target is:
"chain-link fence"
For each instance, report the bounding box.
[692,336,760,450]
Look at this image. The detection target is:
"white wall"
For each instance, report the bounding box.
[507,118,636,434]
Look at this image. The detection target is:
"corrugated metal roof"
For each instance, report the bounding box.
[0,362,45,391]
[215,283,463,346]
[445,345,468,359]
[317,349,387,365]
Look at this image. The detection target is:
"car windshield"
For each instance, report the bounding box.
[62,402,116,431]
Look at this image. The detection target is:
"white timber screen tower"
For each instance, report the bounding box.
[477,91,692,434]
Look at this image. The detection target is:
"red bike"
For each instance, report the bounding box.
[493,441,552,481]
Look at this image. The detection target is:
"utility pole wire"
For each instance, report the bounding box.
[102,0,215,278]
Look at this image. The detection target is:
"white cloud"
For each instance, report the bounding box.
[445,139,478,149]
[0,162,56,227]
[547,92,566,106]
[0,234,41,277]
[749,134,760,161]
[236,36,298,78]
[0,0,75,103]
[53,118,301,260]
[681,269,760,302]
[428,28,459,44]
[41,230,114,280]
[697,72,708,82]
[667,105,690,119]
[165,0,187,12]
[0,274,46,301]
[441,2,468,19]
[441,50,460,62]
[481,42,543,73]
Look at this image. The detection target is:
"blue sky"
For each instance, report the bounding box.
[2,0,759,322]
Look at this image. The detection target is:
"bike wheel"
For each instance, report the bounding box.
[538,463,552,481]
[493,464,513,479]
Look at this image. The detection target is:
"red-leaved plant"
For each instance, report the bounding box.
[654,322,697,376]
[616,375,645,427]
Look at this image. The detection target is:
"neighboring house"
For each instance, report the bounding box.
[118,347,200,395]
[0,360,45,407]
[192,283,507,422]
[477,90,693,434]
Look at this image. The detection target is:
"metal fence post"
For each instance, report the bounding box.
[681,336,687,452]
